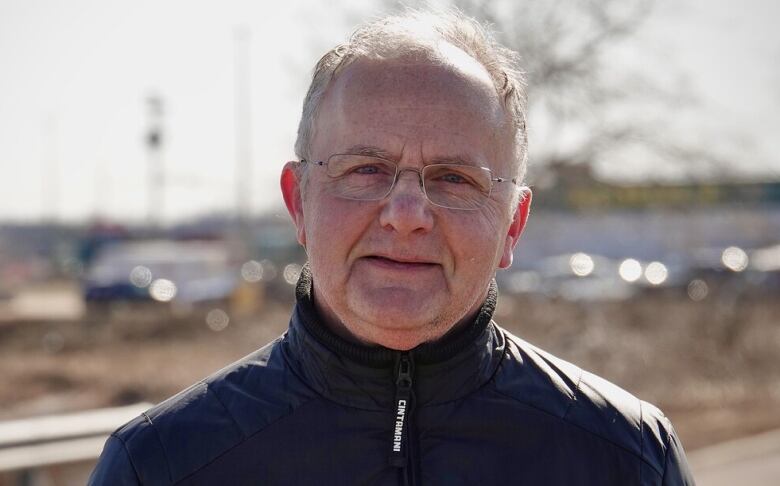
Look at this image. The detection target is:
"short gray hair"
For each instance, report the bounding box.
[294,8,529,182]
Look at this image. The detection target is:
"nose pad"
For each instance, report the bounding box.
[390,168,426,198]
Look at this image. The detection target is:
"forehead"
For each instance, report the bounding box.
[312,50,513,168]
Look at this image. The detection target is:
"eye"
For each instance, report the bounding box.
[430,169,477,186]
[352,164,380,175]
[347,162,395,177]
[439,172,469,184]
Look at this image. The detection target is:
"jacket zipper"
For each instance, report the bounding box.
[389,352,416,485]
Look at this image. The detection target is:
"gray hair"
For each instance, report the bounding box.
[294,8,529,182]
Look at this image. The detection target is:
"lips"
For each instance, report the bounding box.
[361,255,438,269]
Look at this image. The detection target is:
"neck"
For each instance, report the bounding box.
[312,287,483,350]
[295,264,498,365]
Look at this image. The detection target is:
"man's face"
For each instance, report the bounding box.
[282,50,530,350]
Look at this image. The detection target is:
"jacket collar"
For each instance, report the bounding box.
[282,265,506,410]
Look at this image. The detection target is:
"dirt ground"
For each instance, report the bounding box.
[1,286,778,452]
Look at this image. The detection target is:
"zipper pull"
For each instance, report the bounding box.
[389,353,414,468]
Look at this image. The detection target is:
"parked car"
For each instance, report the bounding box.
[82,239,242,315]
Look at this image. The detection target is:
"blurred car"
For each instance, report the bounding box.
[499,252,638,301]
[82,239,242,312]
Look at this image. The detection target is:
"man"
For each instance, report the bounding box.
[90,9,694,485]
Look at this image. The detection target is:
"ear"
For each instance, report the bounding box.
[280,161,306,247]
[499,187,532,269]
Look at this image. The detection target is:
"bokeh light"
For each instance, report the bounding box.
[569,253,594,277]
[283,263,303,285]
[687,279,709,301]
[206,309,230,331]
[129,265,153,288]
[721,246,749,272]
[618,259,642,282]
[149,278,177,302]
[240,260,263,282]
[644,261,668,285]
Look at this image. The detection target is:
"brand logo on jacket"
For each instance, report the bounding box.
[393,399,407,452]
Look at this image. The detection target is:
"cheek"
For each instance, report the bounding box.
[444,206,509,267]
[303,194,373,263]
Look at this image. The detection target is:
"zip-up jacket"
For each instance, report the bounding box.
[89,271,695,485]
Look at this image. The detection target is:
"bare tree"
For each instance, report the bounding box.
[378,0,731,185]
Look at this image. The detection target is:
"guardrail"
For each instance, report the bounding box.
[688,427,780,486]
[0,403,151,485]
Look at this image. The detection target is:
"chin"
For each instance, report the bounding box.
[351,280,438,307]
[346,298,461,349]
[349,287,437,323]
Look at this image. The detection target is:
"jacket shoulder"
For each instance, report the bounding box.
[92,334,318,484]
[493,326,691,480]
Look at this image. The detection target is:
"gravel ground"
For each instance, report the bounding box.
[1,288,778,451]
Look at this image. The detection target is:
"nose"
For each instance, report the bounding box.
[378,169,434,235]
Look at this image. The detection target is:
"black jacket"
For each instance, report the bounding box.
[89,273,694,485]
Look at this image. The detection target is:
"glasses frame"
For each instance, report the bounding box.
[300,154,519,211]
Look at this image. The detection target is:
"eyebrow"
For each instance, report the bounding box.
[342,145,479,167]
[343,145,395,158]
[427,154,479,167]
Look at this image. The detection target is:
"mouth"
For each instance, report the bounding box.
[362,255,439,270]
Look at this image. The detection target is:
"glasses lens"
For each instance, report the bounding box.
[325,154,396,200]
[422,164,492,210]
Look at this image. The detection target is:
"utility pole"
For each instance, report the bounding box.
[145,94,165,227]
[234,26,253,228]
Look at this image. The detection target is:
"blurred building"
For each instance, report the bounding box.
[522,163,780,262]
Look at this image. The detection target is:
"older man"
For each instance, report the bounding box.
[90,10,694,485]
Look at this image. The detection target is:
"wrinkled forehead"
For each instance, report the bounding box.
[335,52,504,125]
[312,48,514,165]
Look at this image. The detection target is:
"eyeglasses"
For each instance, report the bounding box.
[300,154,518,210]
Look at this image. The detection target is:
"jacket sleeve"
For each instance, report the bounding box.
[661,425,696,486]
[88,434,142,486]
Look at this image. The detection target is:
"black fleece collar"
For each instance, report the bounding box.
[283,264,505,409]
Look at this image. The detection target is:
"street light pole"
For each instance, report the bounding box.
[234,26,253,228]
[146,95,164,227]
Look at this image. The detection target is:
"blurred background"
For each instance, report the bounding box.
[1,0,778,484]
